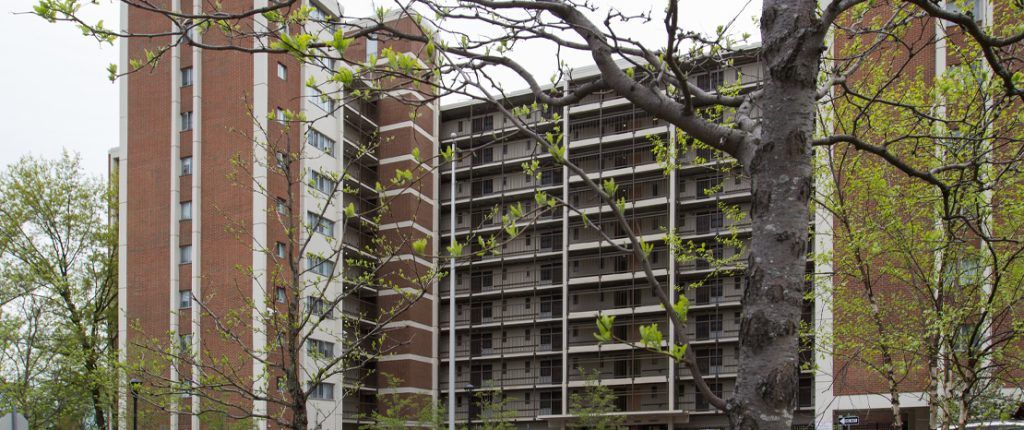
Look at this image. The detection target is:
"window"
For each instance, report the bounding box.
[540,169,560,186]
[179,333,192,353]
[540,232,561,251]
[179,201,192,221]
[696,382,723,411]
[179,290,192,309]
[180,111,193,131]
[471,179,493,197]
[540,391,561,414]
[275,107,287,123]
[276,62,287,80]
[695,313,724,340]
[180,156,193,176]
[798,375,813,407]
[275,242,286,258]
[179,245,192,264]
[695,279,724,305]
[365,36,378,61]
[309,170,337,195]
[540,263,561,283]
[307,296,334,319]
[181,67,193,87]
[695,70,724,92]
[945,0,982,18]
[308,255,335,276]
[307,338,335,358]
[275,287,286,303]
[309,382,335,400]
[308,129,336,156]
[307,212,335,237]
[695,347,724,374]
[275,198,287,215]
[309,88,336,114]
[471,115,494,133]
[309,4,328,21]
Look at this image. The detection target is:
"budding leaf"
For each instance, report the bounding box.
[594,314,616,343]
[412,238,428,255]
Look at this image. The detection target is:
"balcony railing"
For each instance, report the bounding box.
[440,367,563,390]
[678,212,751,236]
[568,144,657,173]
[441,267,562,297]
[569,249,669,278]
[440,301,562,326]
[571,88,620,106]
[442,333,563,358]
[568,177,667,209]
[569,212,667,244]
[344,97,378,123]
[568,109,663,141]
[568,285,664,313]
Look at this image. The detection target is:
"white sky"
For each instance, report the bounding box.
[0,0,759,176]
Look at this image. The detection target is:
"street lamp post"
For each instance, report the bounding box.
[129,379,142,430]
[464,383,475,430]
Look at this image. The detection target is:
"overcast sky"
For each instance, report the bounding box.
[0,0,759,177]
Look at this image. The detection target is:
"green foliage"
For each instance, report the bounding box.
[362,375,446,430]
[0,152,118,429]
[568,369,625,430]
[594,314,616,343]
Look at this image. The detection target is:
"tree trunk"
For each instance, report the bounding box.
[729,1,821,429]
[889,380,904,430]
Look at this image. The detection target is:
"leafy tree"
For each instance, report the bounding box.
[0,152,118,429]
[363,375,446,430]
[568,369,625,430]
[818,15,1024,430]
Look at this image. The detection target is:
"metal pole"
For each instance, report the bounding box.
[132,392,138,430]
[448,135,457,430]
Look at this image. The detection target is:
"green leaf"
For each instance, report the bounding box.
[602,178,618,197]
[594,314,616,343]
[673,295,690,322]
[670,344,687,362]
[344,202,356,218]
[106,63,118,82]
[412,238,428,255]
[639,324,663,350]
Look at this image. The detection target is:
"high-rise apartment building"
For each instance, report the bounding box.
[437,54,818,430]
[112,3,436,429]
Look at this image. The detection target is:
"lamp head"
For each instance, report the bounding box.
[129,378,142,395]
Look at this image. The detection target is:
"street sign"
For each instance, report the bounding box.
[0,412,28,430]
[838,416,861,426]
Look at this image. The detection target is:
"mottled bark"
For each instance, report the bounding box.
[727,1,822,429]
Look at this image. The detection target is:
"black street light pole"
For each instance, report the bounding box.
[129,379,142,430]
[464,383,475,430]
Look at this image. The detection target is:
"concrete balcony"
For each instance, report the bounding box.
[442,329,563,360]
[568,284,665,315]
[568,143,658,175]
[440,265,562,298]
[441,360,563,391]
[568,177,667,210]
[440,297,563,329]
[568,249,669,282]
[677,210,751,240]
